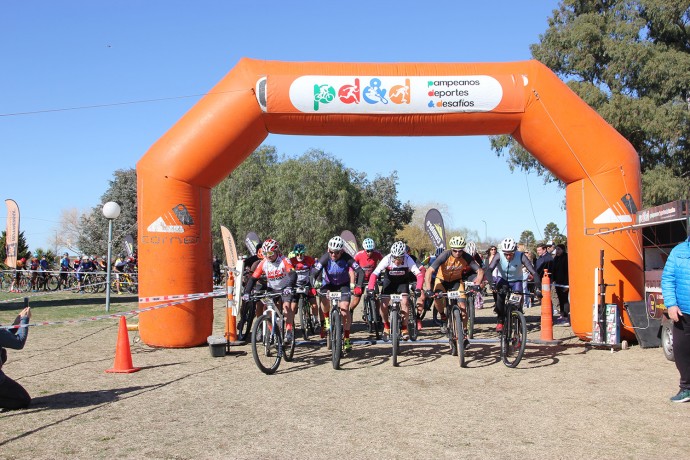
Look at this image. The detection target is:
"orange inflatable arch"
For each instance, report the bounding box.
[137,59,643,347]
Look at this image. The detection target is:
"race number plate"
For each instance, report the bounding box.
[390,294,403,303]
[447,291,461,299]
[328,291,342,301]
[509,293,522,304]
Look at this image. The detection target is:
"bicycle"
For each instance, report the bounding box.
[495,285,530,368]
[464,281,478,339]
[362,289,382,340]
[429,290,468,368]
[236,296,257,342]
[250,291,295,375]
[379,293,411,367]
[322,290,345,370]
[295,286,320,340]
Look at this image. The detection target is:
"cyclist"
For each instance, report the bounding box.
[349,237,383,321]
[9,257,27,293]
[112,253,127,294]
[243,239,298,344]
[462,241,485,309]
[311,236,364,351]
[58,252,72,290]
[423,236,484,333]
[75,255,93,293]
[289,243,319,329]
[485,237,541,331]
[368,241,424,340]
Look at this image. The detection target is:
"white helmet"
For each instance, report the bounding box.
[466,241,477,256]
[390,241,406,257]
[328,236,344,251]
[449,236,466,249]
[362,238,375,251]
[500,237,517,252]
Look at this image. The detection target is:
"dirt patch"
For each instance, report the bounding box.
[1,298,687,459]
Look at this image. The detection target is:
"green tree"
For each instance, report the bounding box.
[491,0,690,206]
[77,169,138,257]
[519,230,537,254]
[211,147,413,258]
[0,230,31,268]
[543,222,567,245]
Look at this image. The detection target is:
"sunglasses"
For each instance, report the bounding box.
[393,256,404,262]
[451,249,462,253]
[329,250,341,255]
[264,251,276,257]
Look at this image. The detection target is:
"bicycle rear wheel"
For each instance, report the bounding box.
[330,309,342,370]
[453,308,466,367]
[251,314,281,375]
[467,294,475,339]
[391,309,399,367]
[502,310,527,368]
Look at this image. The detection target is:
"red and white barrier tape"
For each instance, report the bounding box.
[1,288,228,331]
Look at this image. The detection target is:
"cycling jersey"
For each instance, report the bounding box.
[289,255,316,286]
[368,254,423,290]
[354,249,383,282]
[312,252,364,287]
[430,250,480,283]
[247,255,296,292]
[487,251,540,285]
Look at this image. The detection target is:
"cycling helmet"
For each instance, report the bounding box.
[448,236,466,249]
[261,239,279,254]
[293,243,306,255]
[328,236,344,251]
[362,238,375,251]
[466,242,477,256]
[500,237,517,252]
[435,247,444,257]
[390,241,406,257]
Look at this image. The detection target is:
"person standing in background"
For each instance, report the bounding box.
[661,236,690,403]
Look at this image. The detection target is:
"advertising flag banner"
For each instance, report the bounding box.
[4,199,19,267]
[424,208,446,250]
[221,226,238,270]
[340,230,358,257]
[123,234,135,258]
[244,232,261,256]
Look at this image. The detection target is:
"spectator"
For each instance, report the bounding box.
[9,257,26,293]
[552,244,569,324]
[0,305,32,410]
[29,254,39,292]
[661,236,690,403]
[522,251,534,308]
[484,245,499,302]
[535,244,553,279]
[59,252,72,290]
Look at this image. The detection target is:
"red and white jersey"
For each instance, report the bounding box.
[354,249,383,282]
[252,255,295,290]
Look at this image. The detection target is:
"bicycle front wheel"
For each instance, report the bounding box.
[284,320,296,362]
[391,309,399,367]
[502,310,527,368]
[47,275,59,291]
[251,314,281,375]
[330,309,342,370]
[298,296,309,340]
[453,308,465,368]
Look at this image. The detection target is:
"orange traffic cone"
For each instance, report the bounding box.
[106,316,141,373]
[534,270,561,345]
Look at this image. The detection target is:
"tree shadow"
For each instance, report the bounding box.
[0,364,223,447]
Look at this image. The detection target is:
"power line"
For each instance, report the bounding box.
[0,89,244,117]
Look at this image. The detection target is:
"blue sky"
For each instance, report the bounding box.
[2,0,566,253]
